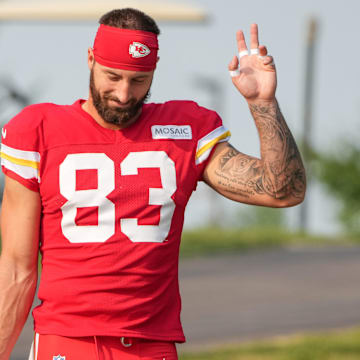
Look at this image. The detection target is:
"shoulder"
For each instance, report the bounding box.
[145,100,221,128]
[145,100,225,135]
[152,100,217,116]
[4,102,65,134]
[2,102,71,151]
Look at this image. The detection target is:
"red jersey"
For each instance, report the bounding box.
[1,100,230,342]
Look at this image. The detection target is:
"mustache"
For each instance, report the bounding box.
[103,95,136,107]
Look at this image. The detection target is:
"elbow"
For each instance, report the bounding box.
[16,268,38,287]
[12,269,38,303]
[272,173,307,208]
[11,269,38,296]
[0,256,38,290]
[284,194,305,208]
[289,176,307,207]
[13,263,38,290]
[274,189,306,208]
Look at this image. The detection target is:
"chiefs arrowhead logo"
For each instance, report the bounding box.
[129,42,151,58]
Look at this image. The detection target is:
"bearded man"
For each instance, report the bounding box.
[0,8,305,360]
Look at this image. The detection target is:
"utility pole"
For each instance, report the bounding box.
[300,17,319,231]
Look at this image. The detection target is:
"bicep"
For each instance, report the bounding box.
[1,175,41,271]
[203,142,291,207]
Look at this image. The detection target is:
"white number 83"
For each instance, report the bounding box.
[59,151,177,244]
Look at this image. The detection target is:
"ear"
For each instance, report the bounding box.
[87,47,95,70]
[156,56,160,63]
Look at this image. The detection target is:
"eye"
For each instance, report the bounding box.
[108,76,120,82]
[132,78,145,84]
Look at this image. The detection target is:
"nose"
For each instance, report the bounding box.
[114,81,132,104]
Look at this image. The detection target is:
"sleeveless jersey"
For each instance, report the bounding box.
[0,99,230,342]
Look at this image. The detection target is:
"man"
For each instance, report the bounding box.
[0,7,305,360]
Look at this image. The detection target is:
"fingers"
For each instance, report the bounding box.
[228,55,239,70]
[230,25,275,77]
[228,55,240,77]
[250,23,259,50]
[249,24,259,55]
[236,30,248,53]
[258,45,275,66]
[262,56,275,66]
[237,24,260,58]
[259,45,268,56]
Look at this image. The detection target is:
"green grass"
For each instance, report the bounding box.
[1,226,358,259]
[179,327,360,359]
[179,227,354,257]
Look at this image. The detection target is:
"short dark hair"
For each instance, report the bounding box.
[99,8,160,35]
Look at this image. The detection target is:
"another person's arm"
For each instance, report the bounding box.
[0,176,41,360]
[204,24,306,207]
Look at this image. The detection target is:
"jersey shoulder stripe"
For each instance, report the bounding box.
[195,126,231,165]
[0,143,40,181]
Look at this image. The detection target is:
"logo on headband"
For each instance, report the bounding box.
[129,42,151,58]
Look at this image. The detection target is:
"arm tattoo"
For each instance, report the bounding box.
[215,101,305,200]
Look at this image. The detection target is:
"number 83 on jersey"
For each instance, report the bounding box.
[59,151,177,244]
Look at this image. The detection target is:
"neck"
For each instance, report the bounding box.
[82,94,142,130]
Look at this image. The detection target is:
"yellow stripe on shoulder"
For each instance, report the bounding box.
[0,151,39,170]
[196,130,231,159]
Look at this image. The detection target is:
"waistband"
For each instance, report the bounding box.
[30,333,177,360]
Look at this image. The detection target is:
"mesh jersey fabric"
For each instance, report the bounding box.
[0,99,231,342]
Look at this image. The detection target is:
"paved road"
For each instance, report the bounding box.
[10,245,360,359]
[179,245,360,352]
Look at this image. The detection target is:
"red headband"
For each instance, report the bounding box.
[93,24,159,72]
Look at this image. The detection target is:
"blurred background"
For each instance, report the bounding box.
[1,0,360,359]
[1,0,359,235]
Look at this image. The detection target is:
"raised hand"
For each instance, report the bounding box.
[229,24,277,103]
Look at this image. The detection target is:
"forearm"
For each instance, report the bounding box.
[0,258,37,360]
[248,98,306,201]
[204,100,305,207]
[209,24,305,206]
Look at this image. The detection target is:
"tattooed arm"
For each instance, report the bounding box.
[203,25,306,207]
[203,99,306,207]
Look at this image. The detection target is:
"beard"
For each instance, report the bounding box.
[89,68,150,127]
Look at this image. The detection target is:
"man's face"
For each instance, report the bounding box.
[89,62,154,127]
